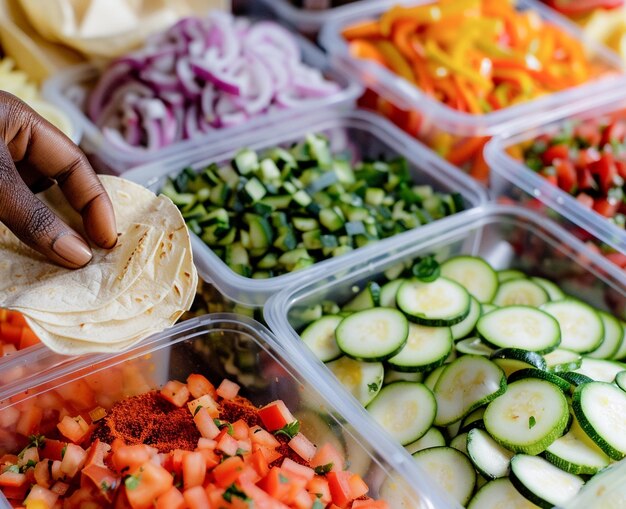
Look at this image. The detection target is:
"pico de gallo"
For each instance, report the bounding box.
[0,374,388,509]
[1,310,39,356]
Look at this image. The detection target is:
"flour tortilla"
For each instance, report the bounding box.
[0,176,165,313]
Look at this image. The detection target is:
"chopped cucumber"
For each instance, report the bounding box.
[367,382,436,445]
[484,378,569,455]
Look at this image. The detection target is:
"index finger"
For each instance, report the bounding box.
[19,114,117,249]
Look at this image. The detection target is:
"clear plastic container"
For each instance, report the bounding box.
[319,0,626,180]
[257,0,368,37]
[485,91,626,256]
[264,203,626,508]
[123,109,488,308]
[41,32,362,176]
[0,313,452,509]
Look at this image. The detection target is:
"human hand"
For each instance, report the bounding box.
[0,91,117,269]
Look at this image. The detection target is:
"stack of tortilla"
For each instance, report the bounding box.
[0,175,197,354]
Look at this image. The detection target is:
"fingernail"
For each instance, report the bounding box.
[52,234,92,267]
[90,200,118,249]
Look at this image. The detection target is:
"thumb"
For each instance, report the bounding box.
[0,142,93,269]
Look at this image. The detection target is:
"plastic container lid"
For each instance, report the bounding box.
[485,88,626,255]
[0,313,453,509]
[265,203,626,508]
[41,29,362,175]
[319,0,626,138]
[124,108,488,308]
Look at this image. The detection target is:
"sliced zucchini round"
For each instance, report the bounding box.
[434,356,506,427]
[366,382,436,446]
[588,312,624,360]
[510,454,584,509]
[481,304,499,315]
[404,427,446,455]
[450,432,469,456]
[468,478,541,509]
[484,378,569,455]
[456,337,494,357]
[497,269,526,282]
[556,371,594,393]
[477,306,560,354]
[424,364,447,392]
[412,446,476,506]
[531,277,565,301]
[492,279,549,308]
[325,356,384,406]
[335,308,408,361]
[574,357,626,383]
[467,428,514,480]
[611,321,626,361]
[451,297,482,340]
[544,348,582,373]
[507,368,571,393]
[387,324,452,373]
[378,476,420,509]
[379,279,404,308]
[490,348,547,377]
[615,370,626,392]
[540,300,604,354]
[572,381,626,460]
[440,255,499,304]
[383,369,423,385]
[460,406,486,434]
[397,277,470,326]
[544,417,610,475]
[300,315,342,362]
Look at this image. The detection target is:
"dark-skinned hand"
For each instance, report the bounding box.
[0,91,117,269]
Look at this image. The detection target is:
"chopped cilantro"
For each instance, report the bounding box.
[223,483,249,503]
[101,481,113,492]
[529,416,537,429]
[125,471,142,491]
[313,463,333,475]
[193,405,203,416]
[279,473,289,484]
[213,418,234,436]
[235,448,247,457]
[21,460,37,472]
[274,420,300,440]
[367,382,379,393]
[28,434,46,449]
[412,255,440,282]
[61,445,67,459]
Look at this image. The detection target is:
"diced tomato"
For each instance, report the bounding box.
[292,489,314,509]
[34,460,51,489]
[155,486,185,509]
[327,471,354,509]
[50,481,69,496]
[577,167,597,191]
[554,159,577,194]
[160,381,189,408]
[182,451,205,489]
[307,476,331,505]
[197,448,219,470]
[216,379,240,400]
[56,380,95,410]
[240,478,291,509]
[593,197,620,218]
[50,460,63,481]
[24,484,59,508]
[589,154,618,193]
[60,443,87,478]
[40,440,67,462]
[258,467,307,505]
[574,122,603,147]
[601,120,626,146]
[258,400,296,432]
[0,406,19,429]
[310,443,344,473]
[254,444,282,464]
[186,374,217,399]
[125,462,173,509]
[249,426,280,448]
[249,450,270,478]
[18,446,39,468]
[0,470,27,488]
[212,456,245,488]
[193,407,220,439]
[606,252,626,268]
[183,485,211,509]
[0,322,22,347]
[281,457,314,481]
[19,328,39,350]
[576,193,595,209]
[216,432,239,457]
[16,405,43,436]
[196,437,216,450]
[352,499,391,508]
[57,415,90,443]
[84,439,110,468]
[82,464,118,501]
[1,343,16,356]
[288,433,317,463]
[348,474,369,499]
[541,144,569,165]
[231,419,249,441]
[112,445,155,474]
[578,147,601,167]
[187,394,219,419]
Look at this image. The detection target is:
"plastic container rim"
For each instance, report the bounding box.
[484,90,626,254]
[0,312,454,509]
[318,0,626,137]
[124,108,489,308]
[41,29,363,173]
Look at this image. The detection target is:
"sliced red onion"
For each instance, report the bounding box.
[94,81,153,127]
[184,103,201,140]
[200,85,217,122]
[240,59,273,115]
[244,22,300,64]
[176,58,202,98]
[88,62,132,121]
[215,96,247,127]
[103,127,141,153]
[139,69,180,93]
[190,59,242,96]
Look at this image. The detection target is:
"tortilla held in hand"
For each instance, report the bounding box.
[0,175,197,354]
